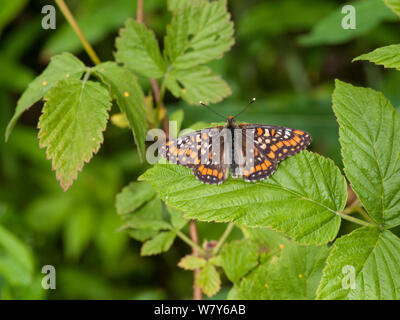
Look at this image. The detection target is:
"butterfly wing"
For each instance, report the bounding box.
[235,124,311,182]
[160,126,230,185]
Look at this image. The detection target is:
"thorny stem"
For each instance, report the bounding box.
[55,0,101,65]
[213,223,234,255]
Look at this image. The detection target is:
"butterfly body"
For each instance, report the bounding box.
[161,116,311,185]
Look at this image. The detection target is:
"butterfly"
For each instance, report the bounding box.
[160,108,311,185]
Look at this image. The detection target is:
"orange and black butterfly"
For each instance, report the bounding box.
[160,102,311,185]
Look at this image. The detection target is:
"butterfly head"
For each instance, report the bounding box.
[226,115,238,128]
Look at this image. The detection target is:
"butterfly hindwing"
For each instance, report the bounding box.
[161,127,229,184]
[232,127,278,182]
[244,124,312,163]
[232,124,311,182]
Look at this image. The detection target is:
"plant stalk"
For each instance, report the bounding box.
[55,0,101,65]
[213,222,234,255]
[337,211,376,227]
[174,229,205,255]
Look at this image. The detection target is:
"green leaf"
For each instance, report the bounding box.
[116,181,156,215]
[353,44,400,70]
[63,207,95,260]
[0,225,33,276]
[221,240,259,283]
[25,194,73,234]
[129,229,159,242]
[38,79,111,191]
[95,211,128,267]
[317,227,400,300]
[0,255,32,286]
[126,197,163,225]
[126,197,163,242]
[94,62,148,160]
[209,255,222,267]
[168,207,188,230]
[115,18,165,78]
[140,151,346,245]
[238,0,335,38]
[164,0,234,69]
[6,53,86,141]
[167,0,202,12]
[384,0,400,16]
[332,80,400,227]
[165,66,231,105]
[127,219,171,231]
[238,244,329,300]
[178,255,207,270]
[196,264,221,297]
[299,0,396,46]
[141,231,176,256]
[243,226,291,251]
[169,109,184,138]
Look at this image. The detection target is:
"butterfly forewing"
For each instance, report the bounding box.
[161,127,229,184]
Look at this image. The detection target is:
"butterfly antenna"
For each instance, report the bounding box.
[199,101,226,119]
[234,97,256,118]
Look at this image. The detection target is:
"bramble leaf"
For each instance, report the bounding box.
[332,80,400,228]
[38,79,111,191]
[167,0,202,12]
[169,109,184,138]
[127,198,163,242]
[115,18,165,78]
[178,255,207,270]
[221,240,259,283]
[6,53,86,141]
[165,66,231,105]
[94,62,148,160]
[140,151,346,245]
[299,0,395,46]
[116,181,156,215]
[238,243,329,300]
[384,0,400,16]
[243,226,291,251]
[141,231,176,256]
[168,207,188,230]
[317,227,400,300]
[164,0,234,69]
[196,263,221,297]
[353,44,400,70]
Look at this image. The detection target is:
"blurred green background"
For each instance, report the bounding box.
[1,0,400,299]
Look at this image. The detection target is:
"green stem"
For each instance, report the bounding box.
[340,198,377,226]
[213,223,235,255]
[55,0,101,65]
[337,211,376,227]
[82,68,92,84]
[155,80,167,124]
[355,207,377,225]
[174,229,205,255]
